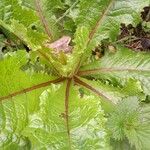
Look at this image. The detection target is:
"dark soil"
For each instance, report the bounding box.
[92,6,150,59]
[141,6,150,22]
[117,6,150,52]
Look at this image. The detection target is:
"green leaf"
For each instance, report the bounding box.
[77,0,149,46]
[0,51,64,149]
[107,96,150,150]
[79,46,150,95]
[110,138,136,150]
[22,83,108,149]
[0,57,108,149]
[21,0,78,37]
[66,26,89,76]
[74,76,144,112]
[30,0,78,39]
[0,1,150,149]
[0,51,57,100]
[0,0,38,27]
[0,0,62,40]
[0,19,48,50]
[126,124,150,150]
[73,0,149,65]
[0,51,108,149]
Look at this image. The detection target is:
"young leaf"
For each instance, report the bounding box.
[44,26,89,77]
[107,96,150,150]
[66,26,89,76]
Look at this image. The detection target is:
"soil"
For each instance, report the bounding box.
[117,6,150,52]
[141,6,150,22]
[92,6,150,59]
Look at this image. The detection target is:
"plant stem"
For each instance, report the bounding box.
[35,0,53,40]
[74,76,116,104]
[65,78,72,149]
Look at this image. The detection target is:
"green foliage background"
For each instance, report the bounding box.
[0,0,150,149]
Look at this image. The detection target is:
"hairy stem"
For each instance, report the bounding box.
[0,78,65,101]
[35,0,53,40]
[65,78,72,149]
[89,0,114,40]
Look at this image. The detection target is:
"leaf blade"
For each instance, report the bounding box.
[79,46,150,95]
